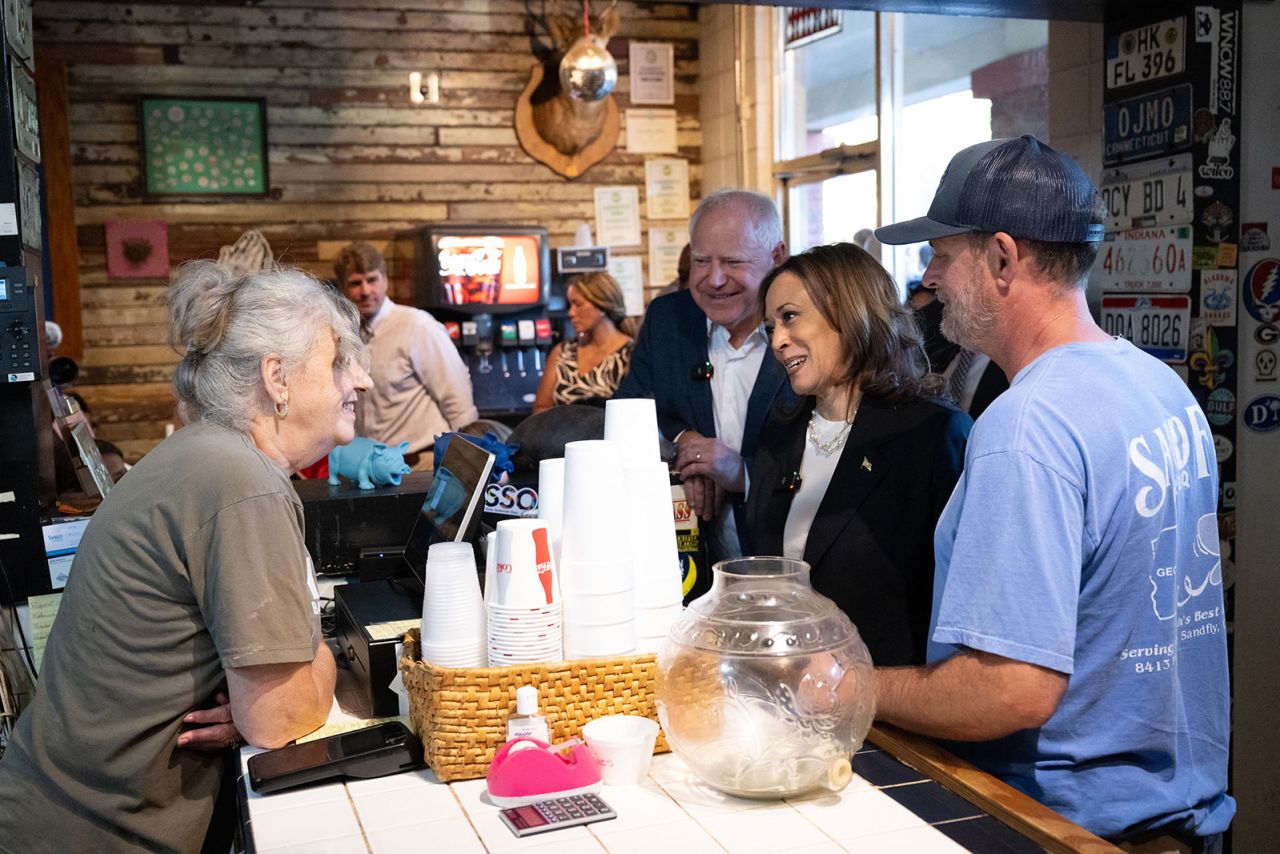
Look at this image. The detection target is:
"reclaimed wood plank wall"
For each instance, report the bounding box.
[34,0,701,461]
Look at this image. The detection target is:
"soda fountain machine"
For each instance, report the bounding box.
[413,225,559,420]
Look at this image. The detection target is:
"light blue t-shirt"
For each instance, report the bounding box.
[928,338,1234,840]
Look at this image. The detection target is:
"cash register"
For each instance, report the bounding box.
[330,439,495,715]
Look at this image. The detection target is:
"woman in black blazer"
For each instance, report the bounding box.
[683,242,971,665]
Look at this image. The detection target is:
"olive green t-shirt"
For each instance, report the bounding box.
[0,423,321,853]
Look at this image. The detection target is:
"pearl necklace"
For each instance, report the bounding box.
[807,407,857,457]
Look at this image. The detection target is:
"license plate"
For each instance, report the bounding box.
[1092,226,1192,293]
[1101,294,1191,363]
[1107,17,1185,90]
[1100,154,1193,231]
[1103,83,1192,165]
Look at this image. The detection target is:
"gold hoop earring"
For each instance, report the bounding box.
[274,400,288,418]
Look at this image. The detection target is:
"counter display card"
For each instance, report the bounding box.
[594,186,641,248]
[649,227,685,286]
[607,255,645,316]
[645,158,690,220]
[629,42,674,105]
[625,109,679,155]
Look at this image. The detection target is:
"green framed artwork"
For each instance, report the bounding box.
[137,97,269,197]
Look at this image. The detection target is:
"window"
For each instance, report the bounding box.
[774,11,1048,287]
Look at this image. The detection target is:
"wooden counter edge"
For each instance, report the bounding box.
[867,723,1122,854]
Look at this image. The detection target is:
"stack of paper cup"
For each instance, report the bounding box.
[537,457,566,566]
[487,518,563,664]
[420,542,486,667]
[604,399,661,465]
[559,440,636,658]
[625,460,685,652]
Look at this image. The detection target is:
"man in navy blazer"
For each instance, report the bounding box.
[614,189,790,564]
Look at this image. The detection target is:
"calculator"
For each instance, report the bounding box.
[498,792,617,837]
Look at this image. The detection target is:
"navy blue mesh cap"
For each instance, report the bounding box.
[876,135,1105,245]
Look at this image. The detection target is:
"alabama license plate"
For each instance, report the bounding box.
[1100,154,1193,231]
[1101,294,1191,363]
[1106,17,1185,90]
[1092,226,1192,293]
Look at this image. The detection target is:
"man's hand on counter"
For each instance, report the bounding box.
[178,691,244,751]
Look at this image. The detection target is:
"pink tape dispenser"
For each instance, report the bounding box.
[485,737,603,808]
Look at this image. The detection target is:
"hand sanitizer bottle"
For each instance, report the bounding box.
[507,685,550,744]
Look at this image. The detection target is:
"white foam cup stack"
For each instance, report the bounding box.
[623,461,684,609]
[537,457,566,565]
[604,398,661,465]
[420,541,486,667]
[563,618,637,659]
[558,439,639,657]
[559,440,628,567]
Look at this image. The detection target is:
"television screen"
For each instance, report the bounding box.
[434,233,544,307]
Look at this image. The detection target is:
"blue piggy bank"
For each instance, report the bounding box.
[328,438,412,490]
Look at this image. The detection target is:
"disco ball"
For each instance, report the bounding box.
[559,36,617,102]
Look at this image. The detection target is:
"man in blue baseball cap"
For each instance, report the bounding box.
[873,136,1234,850]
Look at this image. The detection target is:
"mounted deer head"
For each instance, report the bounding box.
[516,0,621,179]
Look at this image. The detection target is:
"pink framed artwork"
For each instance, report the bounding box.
[105,219,170,279]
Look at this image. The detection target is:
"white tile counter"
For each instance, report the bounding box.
[238,747,1041,854]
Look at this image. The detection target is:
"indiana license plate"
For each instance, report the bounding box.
[1101,294,1191,363]
[1092,226,1192,293]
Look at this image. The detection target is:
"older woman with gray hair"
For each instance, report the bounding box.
[0,262,370,853]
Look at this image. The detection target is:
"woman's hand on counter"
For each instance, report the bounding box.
[178,691,244,751]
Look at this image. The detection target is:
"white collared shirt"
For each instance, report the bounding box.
[706,320,768,559]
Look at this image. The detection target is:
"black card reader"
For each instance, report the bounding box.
[1,268,41,383]
[247,721,424,794]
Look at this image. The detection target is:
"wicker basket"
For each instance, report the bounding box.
[400,629,669,781]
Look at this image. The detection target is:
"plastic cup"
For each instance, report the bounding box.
[604,399,661,465]
[493,518,559,608]
[582,715,661,785]
[421,542,484,647]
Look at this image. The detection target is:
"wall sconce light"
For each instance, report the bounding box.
[409,71,440,105]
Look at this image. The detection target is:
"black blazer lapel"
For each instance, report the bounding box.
[676,296,717,438]
[802,403,898,570]
[743,352,787,457]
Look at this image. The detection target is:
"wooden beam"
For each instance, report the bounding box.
[35,55,84,361]
[867,724,1122,853]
